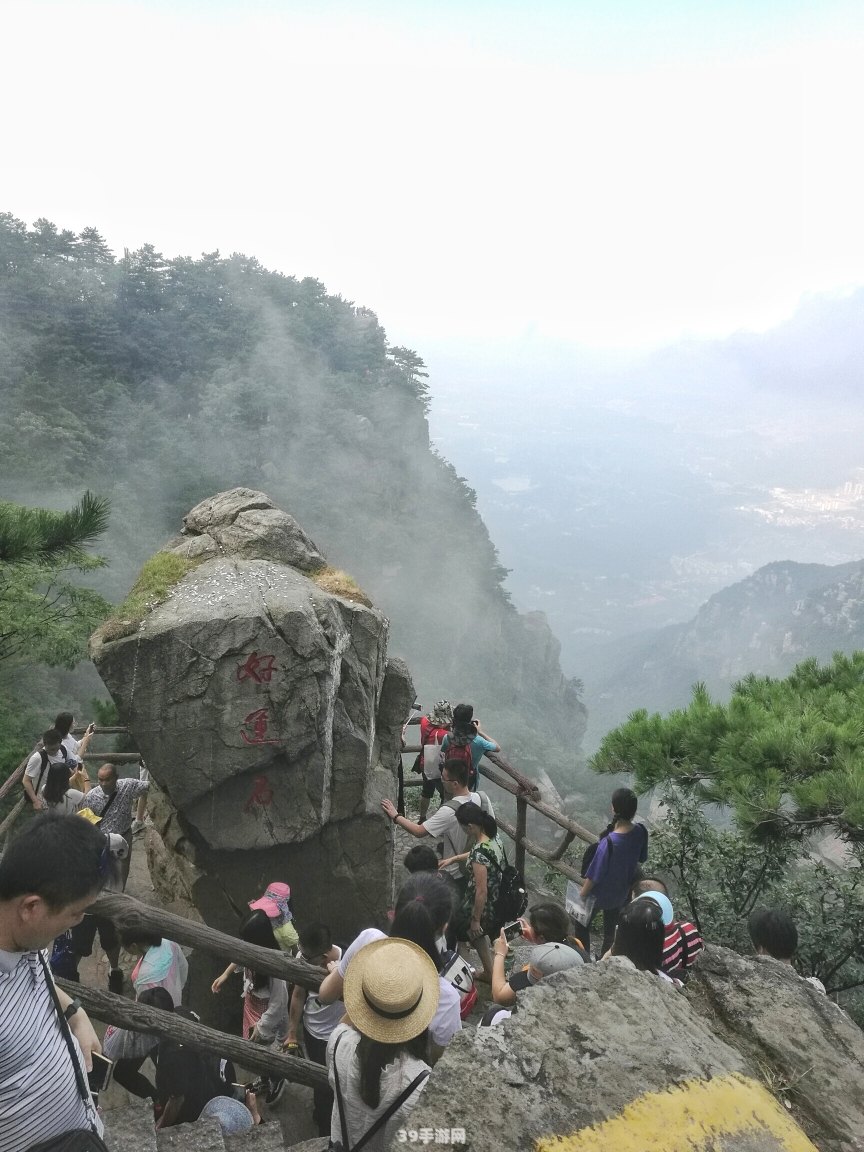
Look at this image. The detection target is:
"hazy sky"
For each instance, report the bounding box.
[5,0,864,352]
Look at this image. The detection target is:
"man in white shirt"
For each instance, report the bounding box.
[22,728,68,809]
[0,815,111,1152]
[382,759,494,880]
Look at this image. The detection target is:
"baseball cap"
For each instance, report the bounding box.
[633,891,674,927]
[248,881,292,921]
[529,942,584,982]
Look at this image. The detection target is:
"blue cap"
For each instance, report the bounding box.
[634,891,674,926]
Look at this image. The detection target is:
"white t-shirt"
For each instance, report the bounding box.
[24,749,67,794]
[61,735,81,765]
[422,792,494,877]
[302,946,345,1039]
[327,1023,429,1152]
[338,929,461,1048]
[46,788,85,816]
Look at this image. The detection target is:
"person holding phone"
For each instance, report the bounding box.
[489,902,584,1009]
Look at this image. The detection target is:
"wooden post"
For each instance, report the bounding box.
[55,981,328,1089]
[515,795,527,877]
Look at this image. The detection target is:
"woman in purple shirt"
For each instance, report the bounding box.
[577,788,648,955]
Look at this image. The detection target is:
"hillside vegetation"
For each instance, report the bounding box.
[0,213,586,794]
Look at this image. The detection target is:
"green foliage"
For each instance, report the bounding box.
[0,493,111,667]
[97,552,199,641]
[649,789,864,1020]
[593,653,864,839]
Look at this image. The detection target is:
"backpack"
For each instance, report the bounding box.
[441,733,476,788]
[49,931,80,980]
[439,949,478,1020]
[24,744,69,804]
[494,845,528,933]
[580,821,614,877]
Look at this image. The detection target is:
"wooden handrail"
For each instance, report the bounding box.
[0,796,26,839]
[495,813,581,883]
[72,726,128,735]
[477,761,596,844]
[90,893,324,992]
[55,981,328,1089]
[81,752,142,763]
[0,761,26,802]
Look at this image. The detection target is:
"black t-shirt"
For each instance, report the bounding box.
[156,1041,227,1124]
[507,967,533,992]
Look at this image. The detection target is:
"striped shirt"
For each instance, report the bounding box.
[0,948,102,1151]
[662,920,704,978]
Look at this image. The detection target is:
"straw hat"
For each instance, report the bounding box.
[343,937,440,1044]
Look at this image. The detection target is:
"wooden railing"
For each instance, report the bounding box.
[401,717,596,881]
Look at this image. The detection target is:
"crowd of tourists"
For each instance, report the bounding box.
[0,700,822,1151]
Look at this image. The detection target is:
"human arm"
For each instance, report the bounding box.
[469,858,488,938]
[211,963,239,993]
[286,984,306,1045]
[316,965,344,1005]
[492,931,517,1007]
[382,798,429,838]
[56,985,101,1071]
[23,755,45,808]
[474,727,499,751]
[77,722,96,757]
[438,852,469,870]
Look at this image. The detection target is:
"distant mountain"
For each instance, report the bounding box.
[584,558,864,749]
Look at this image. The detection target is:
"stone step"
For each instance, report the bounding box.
[284,1139,328,1152]
[102,1098,158,1152]
[225,1122,292,1152]
[156,1116,226,1151]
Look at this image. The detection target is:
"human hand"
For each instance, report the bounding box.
[326,959,339,973]
[34,796,46,811]
[86,722,96,735]
[211,975,226,994]
[68,1011,101,1072]
[381,799,397,820]
[494,929,510,958]
[438,857,453,870]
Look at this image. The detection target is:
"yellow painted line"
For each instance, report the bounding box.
[534,1073,816,1152]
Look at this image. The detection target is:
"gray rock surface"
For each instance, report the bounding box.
[408,955,829,1150]
[687,945,864,1152]
[157,1117,226,1151]
[103,1098,158,1151]
[92,489,414,939]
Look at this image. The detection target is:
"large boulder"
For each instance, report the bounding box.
[410,952,863,1151]
[91,489,414,937]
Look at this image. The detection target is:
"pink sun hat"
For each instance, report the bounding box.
[249,881,292,922]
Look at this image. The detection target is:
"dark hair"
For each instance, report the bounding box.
[748,907,798,960]
[404,845,441,874]
[98,762,118,781]
[392,873,453,971]
[631,877,669,899]
[451,703,475,740]
[138,986,174,1012]
[121,929,163,950]
[357,1030,429,1109]
[299,922,332,959]
[455,801,497,839]
[612,899,664,971]
[442,758,469,788]
[612,787,638,822]
[238,909,279,991]
[43,727,63,749]
[43,763,73,806]
[54,712,75,737]
[527,902,570,943]
[0,814,107,909]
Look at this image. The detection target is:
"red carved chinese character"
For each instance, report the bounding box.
[244,774,275,812]
[240,708,279,746]
[237,652,277,684]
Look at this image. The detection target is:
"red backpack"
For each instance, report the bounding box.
[442,734,476,788]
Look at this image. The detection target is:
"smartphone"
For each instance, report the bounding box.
[88,1053,114,1095]
[503,920,524,943]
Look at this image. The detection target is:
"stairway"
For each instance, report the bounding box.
[101,1099,328,1151]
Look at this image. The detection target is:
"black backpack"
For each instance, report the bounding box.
[25,744,69,804]
[580,821,615,877]
[495,844,528,932]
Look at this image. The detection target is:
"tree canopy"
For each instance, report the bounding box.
[593,652,864,841]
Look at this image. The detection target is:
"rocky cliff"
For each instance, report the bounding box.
[90,489,414,937]
[415,946,864,1151]
[585,559,864,746]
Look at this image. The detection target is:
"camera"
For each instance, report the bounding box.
[503,920,524,943]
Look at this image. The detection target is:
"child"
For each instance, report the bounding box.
[284,923,343,1136]
[248,881,299,953]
